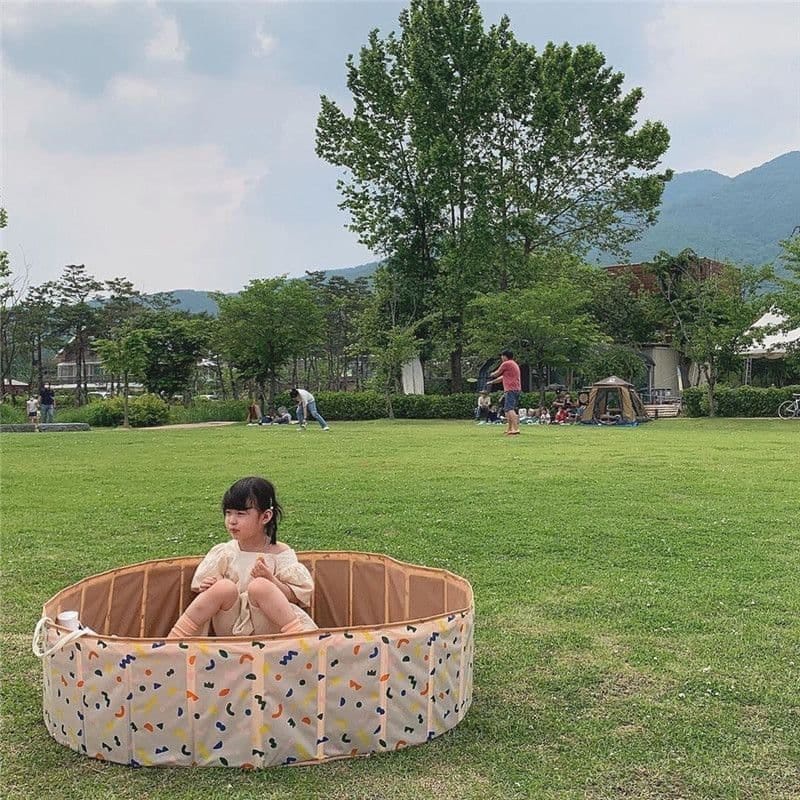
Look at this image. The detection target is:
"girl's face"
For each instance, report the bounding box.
[224,506,272,546]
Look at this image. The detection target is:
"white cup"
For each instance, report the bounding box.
[56,610,80,631]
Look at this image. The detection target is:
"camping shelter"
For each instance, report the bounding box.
[740,310,800,381]
[580,376,651,425]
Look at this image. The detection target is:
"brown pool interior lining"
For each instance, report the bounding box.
[44,551,473,639]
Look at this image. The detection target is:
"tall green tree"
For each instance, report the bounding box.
[17,282,58,389]
[53,265,103,405]
[468,280,606,403]
[135,311,209,399]
[93,329,150,427]
[0,204,25,399]
[354,267,424,415]
[305,272,372,390]
[650,250,773,416]
[317,0,670,390]
[216,278,324,406]
[775,232,800,325]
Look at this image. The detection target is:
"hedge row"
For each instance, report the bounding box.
[43,390,567,427]
[2,388,593,428]
[300,391,560,421]
[682,385,800,417]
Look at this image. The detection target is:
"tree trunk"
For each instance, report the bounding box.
[123,373,130,427]
[269,369,278,409]
[215,359,226,400]
[36,335,44,389]
[449,344,463,394]
[538,361,547,407]
[703,364,716,418]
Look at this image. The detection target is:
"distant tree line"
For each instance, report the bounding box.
[2,0,798,417]
[3,237,798,418]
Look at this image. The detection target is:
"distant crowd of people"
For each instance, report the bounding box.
[475,388,587,426]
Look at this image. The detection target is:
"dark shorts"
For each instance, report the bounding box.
[503,391,520,412]
[28,412,38,419]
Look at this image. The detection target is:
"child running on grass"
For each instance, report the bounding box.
[168,476,317,638]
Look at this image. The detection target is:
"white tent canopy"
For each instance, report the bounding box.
[741,310,800,359]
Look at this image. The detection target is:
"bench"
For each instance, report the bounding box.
[644,403,681,419]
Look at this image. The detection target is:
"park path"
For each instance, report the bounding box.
[150,421,238,430]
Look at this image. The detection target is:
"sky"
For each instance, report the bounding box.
[2,0,799,294]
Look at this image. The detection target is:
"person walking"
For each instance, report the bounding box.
[485,350,521,436]
[289,388,330,431]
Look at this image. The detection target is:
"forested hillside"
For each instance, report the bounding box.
[594,151,799,269]
[166,152,799,314]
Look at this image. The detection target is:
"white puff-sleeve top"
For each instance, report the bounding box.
[191,541,315,635]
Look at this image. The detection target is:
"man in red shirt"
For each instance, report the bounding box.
[485,349,521,435]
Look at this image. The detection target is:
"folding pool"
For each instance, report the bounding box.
[34,551,474,768]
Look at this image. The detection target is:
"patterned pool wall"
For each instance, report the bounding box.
[37,552,475,767]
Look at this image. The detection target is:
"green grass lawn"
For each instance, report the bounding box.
[1,419,798,800]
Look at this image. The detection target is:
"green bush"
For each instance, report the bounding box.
[311,391,386,420]
[682,385,800,417]
[169,399,250,424]
[55,393,169,427]
[128,393,169,427]
[54,393,77,409]
[57,398,123,427]
[0,402,24,424]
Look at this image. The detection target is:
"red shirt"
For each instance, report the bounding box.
[495,359,521,392]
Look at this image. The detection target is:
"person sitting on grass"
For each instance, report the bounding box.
[246,400,261,425]
[475,391,491,423]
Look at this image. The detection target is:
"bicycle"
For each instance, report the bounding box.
[777,393,800,419]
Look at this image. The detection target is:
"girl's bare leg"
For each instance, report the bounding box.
[168,579,239,638]
[247,578,297,631]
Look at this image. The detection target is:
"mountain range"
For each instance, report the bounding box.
[166,151,799,315]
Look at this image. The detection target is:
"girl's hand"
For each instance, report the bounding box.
[251,558,274,580]
[198,576,218,592]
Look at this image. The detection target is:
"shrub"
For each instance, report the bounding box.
[311,391,386,421]
[0,402,24,424]
[169,399,249,424]
[57,398,124,427]
[128,394,169,427]
[47,388,591,427]
[54,393,77,409]
[55,394,168,427]
[682,385,800,417]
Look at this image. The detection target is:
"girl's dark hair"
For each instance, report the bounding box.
[222,476,283,544]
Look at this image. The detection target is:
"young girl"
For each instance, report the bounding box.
[168,477,317,639]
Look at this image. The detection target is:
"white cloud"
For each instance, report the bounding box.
[2,66,266,292]
[108,75,160,103]
[145,9,188,63]
[254,25,277,57]
[639,2,800,174]
[1,60,374,293]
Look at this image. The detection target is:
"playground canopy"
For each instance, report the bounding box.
[580,376,650,426]
[740,310,800,359]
